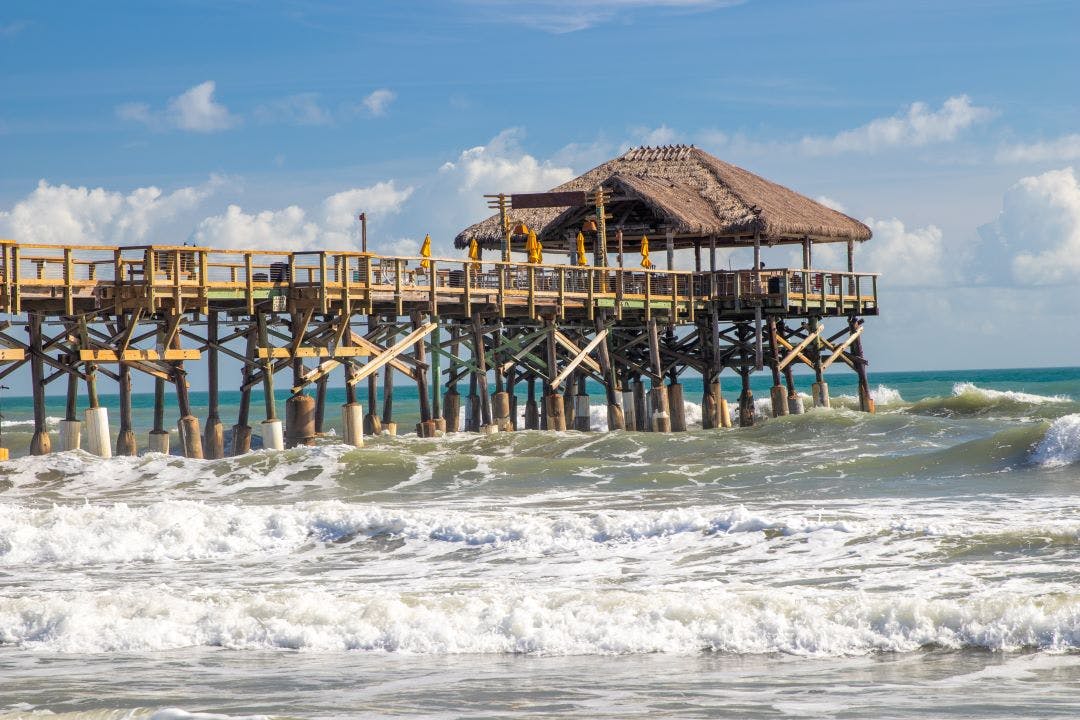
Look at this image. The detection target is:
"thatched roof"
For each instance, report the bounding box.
[454,145,871,252]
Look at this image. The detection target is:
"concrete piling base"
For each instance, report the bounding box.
[668,384,686,431]
[382,422,397,436]
[84,407,112,458]
[812,382,831,408]
[648,387,671,433]
[544,394,566,431]
[58,420,82,452]
[719,398,733,428]
[341,403,364,447]
[621,391,637,431]
[607,403,625,432]
[285,395,316,447]
[788,394,804,415]
[229,424,250,455]
[149,429,171,455]
[261,419,284,451]
[203,417,225,459]
[770,385,789,418]
[574,395,591,431]
[178,415,204,459]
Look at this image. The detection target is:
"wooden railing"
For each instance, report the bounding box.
[0,242,879,317]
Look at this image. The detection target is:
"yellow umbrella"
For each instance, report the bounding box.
[576,232,588,267]
[420,233,432,269]
[526,230,542,264]
[640,234,653,269]
[468,237,480,262]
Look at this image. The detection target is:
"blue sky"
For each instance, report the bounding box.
[2,0,1080,372]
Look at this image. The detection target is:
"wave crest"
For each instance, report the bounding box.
[1032,414,1080,467]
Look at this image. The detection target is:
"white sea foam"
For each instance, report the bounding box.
[1,584,1077,655]
[952,382,1068,405]
[0,416,62,429]
[0,501,849,566]
[871,385,904,405]
[1031,414,1080,467]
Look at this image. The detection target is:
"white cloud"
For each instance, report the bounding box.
[0,178,220,245]
[814,195,847,213]
[997,134,1080,164]
[117,81,238,133]
[799,96,994,156]
[438,128,574,194]
[361,89,396,116]
[858,218,946,287]
[190,181,413,251]
[191,205,320,251]
[0,21,28,38]
[981,167,1080,286]
[624,124,679,150]
[254,93,333,126]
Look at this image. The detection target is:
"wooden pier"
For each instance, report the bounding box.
[0,144,881,458]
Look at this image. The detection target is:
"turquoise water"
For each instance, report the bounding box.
[1,366,1079,718]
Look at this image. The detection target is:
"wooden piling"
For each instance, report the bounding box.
[28,315,51,455]
[413,312,436,437]
[647,319,671,432]
[203,311,224,459]
[364,315,382,435]
[229,325,255,455]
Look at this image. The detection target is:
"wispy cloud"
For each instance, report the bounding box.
[361,89,397,117]
[0,20,28,38]
[996,134,1080,164]
[464,0,744,33]
[117,81,238,133]
[798,96,994,156]
[254,93,334,126]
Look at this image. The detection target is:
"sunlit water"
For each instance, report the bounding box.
[1,368,1079,718]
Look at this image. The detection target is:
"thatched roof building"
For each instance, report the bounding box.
[454,145,871,253]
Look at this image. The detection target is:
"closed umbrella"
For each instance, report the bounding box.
[576,232,588,267]
[640,234,653,269]
[420,234,432,269]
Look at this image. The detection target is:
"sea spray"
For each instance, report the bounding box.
[1032,414,1080,467]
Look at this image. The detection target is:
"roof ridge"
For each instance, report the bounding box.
[690,148,762,228]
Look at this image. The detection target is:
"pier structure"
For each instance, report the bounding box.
[0,145,878,458]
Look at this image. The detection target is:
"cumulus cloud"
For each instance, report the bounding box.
[117,81,238,133]
[361,89,396,116]
[0,178,221,245]
[859,218,947,287]
[438,128,574,194]
[997,134,1080,164]
[799,96,993,156]
[191,181,414,251]
[980,167,1080,286]
[623,124,680,150]
[254,93,333,126]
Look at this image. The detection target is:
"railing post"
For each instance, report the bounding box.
[856,275,862,313]
[801,270,808,313]
[497,261,506,318]
[528,265,535,319]
[587,267,595,321]
[644,270,652,322]
[872,275,878,309]
[199,250,209,315]
[245,253,254,316]
[319,251,329,314]
[172,250,182,315]
[557,267,565,319]
[429,259,438,317]
[394,258,403,317]
[615,268,624,321]
[10,245,19,315]
[365,256,374,314]
[63,247,74,316]
[463,261,472,310]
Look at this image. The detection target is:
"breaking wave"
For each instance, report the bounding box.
[908,382,1071,416]
[1032,414,1080,467]
[2,585,1078,656]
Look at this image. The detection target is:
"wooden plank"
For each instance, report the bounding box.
[510,191,588,209]
[820,326,863,371]
[776,325,822,371]
[553,330,602,374]
[550,329,608,389]
[257,346,370,359]
[0,348,25,361]
[79,349,201,362]
[339,322,436,389]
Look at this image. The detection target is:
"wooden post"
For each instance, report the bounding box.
[737,322,755,427]
[172,319,204,459]
[767,317,788,418]
[28,315,51,455]
[364,315,382,435]
[523,375,539,430]
[414,312,436,437]
[543,318,565,431]
[443,324,460,433]
[809,316,830,408]
[647,318,670,432]
[595,313,624,431]
[431,322,444,432]
[203,311,225,459]
[116,341,137,456]
[471,314,494,432]
[229,324,256,455]
[58,360,82,452]
[314,376,328,434]
[850,317,874,413]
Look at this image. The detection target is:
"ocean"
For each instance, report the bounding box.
[1,366,1079,718]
